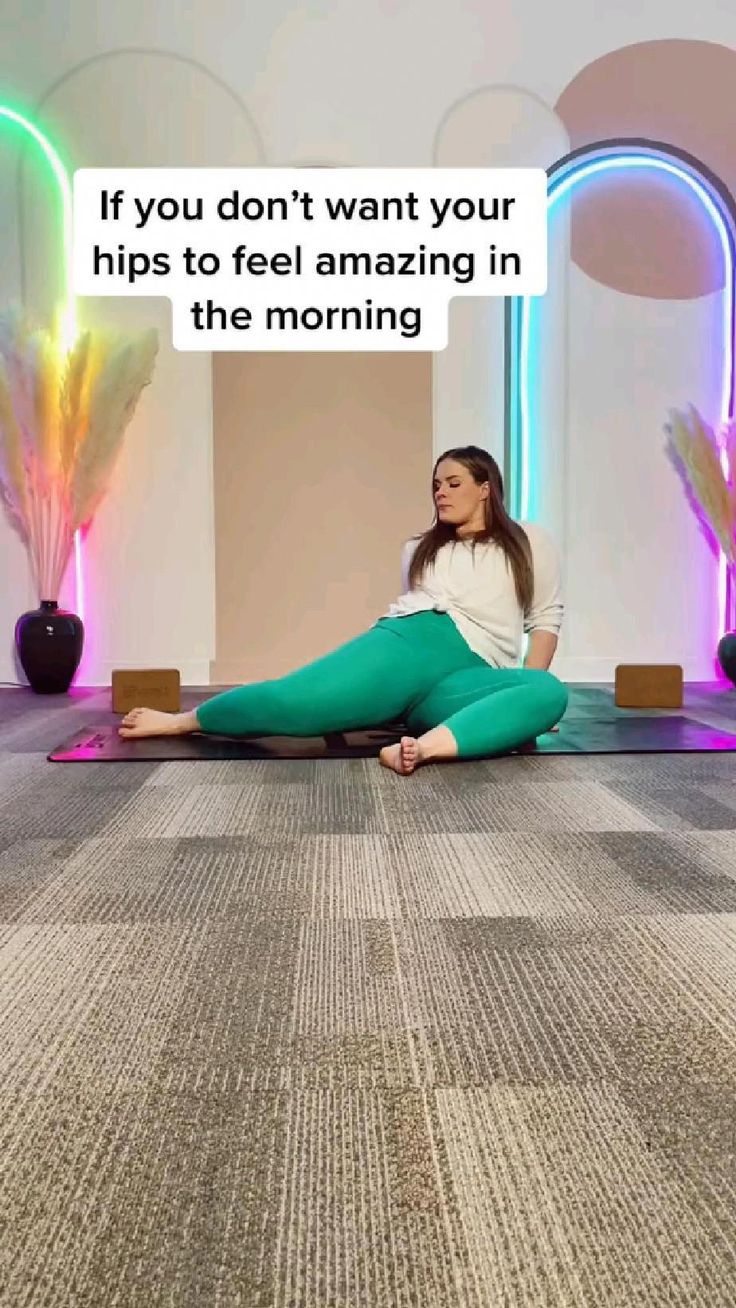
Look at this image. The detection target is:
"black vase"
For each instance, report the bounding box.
[15,601,84,694]
[717,631,736,687]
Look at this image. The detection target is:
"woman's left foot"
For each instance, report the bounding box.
[379,736,423,776]
[119,708,198,739]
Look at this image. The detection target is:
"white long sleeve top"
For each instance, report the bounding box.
[381,522,564,668]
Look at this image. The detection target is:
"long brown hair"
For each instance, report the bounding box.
[407,445,534,610]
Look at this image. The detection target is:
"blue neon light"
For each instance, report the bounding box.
[511,145,736,641]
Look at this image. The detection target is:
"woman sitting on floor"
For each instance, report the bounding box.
[119,445,568,776]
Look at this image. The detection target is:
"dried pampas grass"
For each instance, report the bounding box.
[0,309,158,601]
[723,417,736,524]
[664,404,736,563]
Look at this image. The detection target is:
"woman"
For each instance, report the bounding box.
[119,446,569,775]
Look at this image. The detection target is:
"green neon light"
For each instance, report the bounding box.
[0,104,76,342]
[0,101,83,625]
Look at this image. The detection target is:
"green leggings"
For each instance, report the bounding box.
[195,611,568,759]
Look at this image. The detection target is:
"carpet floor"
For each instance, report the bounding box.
[2,683,736,1307]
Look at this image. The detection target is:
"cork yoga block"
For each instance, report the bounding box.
[111,669,181,714]
[614,664,683,709]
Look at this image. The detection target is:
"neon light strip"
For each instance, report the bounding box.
[512,146,736,642]
[74,528,85,624]
[0,104,83,622]
[0,106,76,344]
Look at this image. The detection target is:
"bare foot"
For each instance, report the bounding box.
[118,708,199,739]
[379,735,422,776]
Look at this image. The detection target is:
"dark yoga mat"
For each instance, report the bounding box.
[48,715,736,761]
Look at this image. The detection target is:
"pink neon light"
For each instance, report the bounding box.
[74,529,85,624]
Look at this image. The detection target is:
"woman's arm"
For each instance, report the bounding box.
[400,538,420,592]
[523,524,564,663]
[521,527,563,726]
[523,629,558,671]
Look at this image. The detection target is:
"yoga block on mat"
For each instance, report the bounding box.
[614,664,683,709]
[111,669,181,714]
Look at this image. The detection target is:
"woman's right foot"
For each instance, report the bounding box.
[118,708,199,739]
[379,736,422,776]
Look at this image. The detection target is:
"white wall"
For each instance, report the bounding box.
[5,50,262,685]
[433,87,570,472]
[560,274,723,682]
[0,1,735,684]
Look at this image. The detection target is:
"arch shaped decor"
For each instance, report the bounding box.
[505,139,736,639]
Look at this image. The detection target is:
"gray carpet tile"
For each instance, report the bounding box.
[94,780,267,840]
[0,838,82,920]
[3,684,736,1307]
[593,831,736,912]
[248,771,388,836]
[141,758,324,788]
[681,828,736,878]
[377,774,664,834]
[434,1083,736,1306]
[600,777,736,831]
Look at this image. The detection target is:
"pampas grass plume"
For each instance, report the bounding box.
[0,308,158,601]
[665,404,735,562]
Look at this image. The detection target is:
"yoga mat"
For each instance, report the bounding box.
[48,724,403,761]
[48,715,736,761]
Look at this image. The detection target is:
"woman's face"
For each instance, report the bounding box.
[433,459,489,530]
